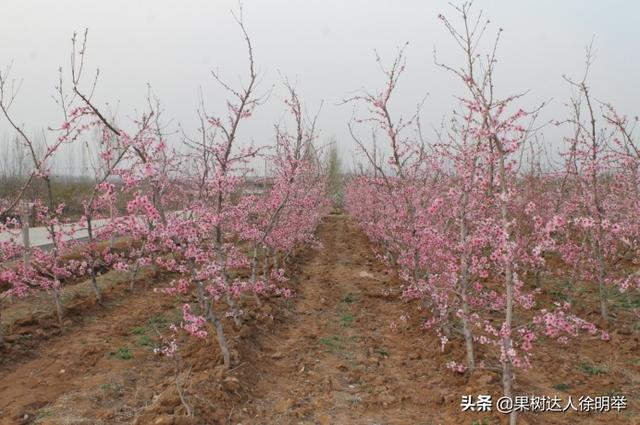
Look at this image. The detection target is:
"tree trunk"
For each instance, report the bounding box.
[595,243,608,323]
[129,260,141,292]
[53,289,64,323]
[90,267,102,305]
[458,169,476,372]
[109,205,116,249]
[249,246,262,307]
[262,247,270,281]
[86,216,103,304]
[21,207,30,266]
[253,292,262,308]
[0,299,4,346]
[225,294,242,328]
[497,150,516,425]
[534,269,541,288]
[460,295,475,372]
[174,356,192,417]
[207,305,231,368]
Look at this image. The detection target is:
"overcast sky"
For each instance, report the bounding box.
[1,0,639,175]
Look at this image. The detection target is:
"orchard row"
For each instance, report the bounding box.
[0,18,330,368]
[345,4,638,425]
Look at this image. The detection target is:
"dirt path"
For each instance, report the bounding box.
[238,214,439,425]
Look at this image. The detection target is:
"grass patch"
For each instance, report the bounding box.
[319,335,345,351]
[340,312,354,328]
[149,314,167,327]
[375,347,389,357]
[137,335,154,347]
[610,289,640,310]
[553,383,570,392]
[100,383,112,391]
[550,290,569,302]
[34,409,52,422]
[579,361,608,376]
[130,326,146,335]
[341,293,356,304]
[110,346,133,360]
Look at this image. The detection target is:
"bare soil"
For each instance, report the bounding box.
[0,214,638,424]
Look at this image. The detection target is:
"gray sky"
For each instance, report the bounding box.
[1,0,639,174]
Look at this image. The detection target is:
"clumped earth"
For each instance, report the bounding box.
[0,214,638,424]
